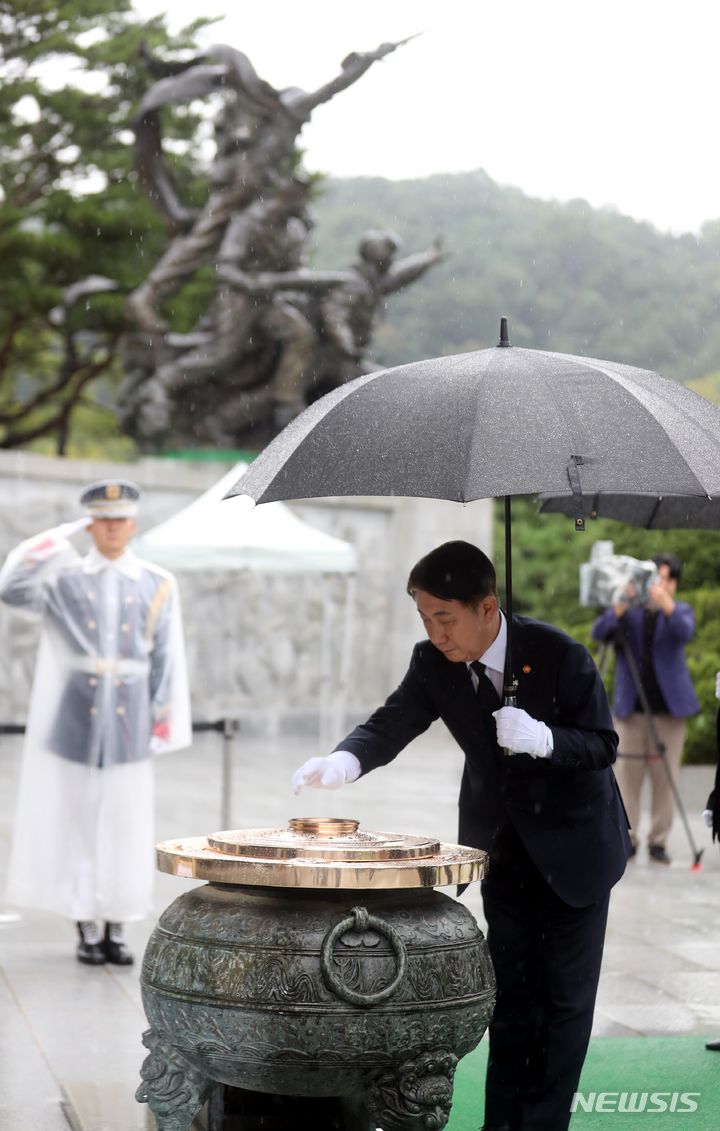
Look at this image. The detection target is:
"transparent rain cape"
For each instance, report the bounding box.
[0,525,191,919]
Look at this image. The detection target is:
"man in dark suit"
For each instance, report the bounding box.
[293,541,631,1131]
[704,688,720,1052]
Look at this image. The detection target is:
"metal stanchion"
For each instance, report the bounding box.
[191,719,241,829]
[0,724,25,922]
[3,718,242,830]
[220,718,240,830]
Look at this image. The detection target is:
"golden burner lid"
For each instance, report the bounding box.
[207,818,441,862]
[156,817,488,890]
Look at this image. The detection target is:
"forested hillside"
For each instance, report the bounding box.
[311,170,720,387]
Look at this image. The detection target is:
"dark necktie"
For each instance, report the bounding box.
[470,661,501,711]
[470,661,504,766]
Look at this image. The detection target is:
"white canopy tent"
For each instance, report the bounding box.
[133,463,357,825]
[133,462,357,573]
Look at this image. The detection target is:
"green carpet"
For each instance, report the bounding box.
[447,1037,719,1130]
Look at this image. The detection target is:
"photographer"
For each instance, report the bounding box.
[592,553,699,864]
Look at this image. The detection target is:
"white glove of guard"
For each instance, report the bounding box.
[57,516,93,538]
[292,750,361,795]
[715,671,720,700]
[703,809,714,828]
[27,516,92,562]
[492,706,553,758]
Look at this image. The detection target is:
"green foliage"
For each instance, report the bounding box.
[493,498,720,764]
[311,172,720,381]
[688,370,720,404]
[0,0,211,453]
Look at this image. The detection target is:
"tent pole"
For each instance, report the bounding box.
[333,573,357,739]
[318,587,333,752]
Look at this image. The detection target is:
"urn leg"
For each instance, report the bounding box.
[364,1049,459,1131]
[206,1085,374,1130]
[339,1093,376,1131]
[136,1026,212,1131]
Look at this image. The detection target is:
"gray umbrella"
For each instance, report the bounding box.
[538,491,720,530]
[226,319,720,697]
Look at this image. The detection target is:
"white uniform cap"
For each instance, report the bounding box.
[80,479,140,518]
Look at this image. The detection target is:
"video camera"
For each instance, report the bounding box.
[579,541,659,609]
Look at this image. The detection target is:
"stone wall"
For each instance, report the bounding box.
[0,451,492,737]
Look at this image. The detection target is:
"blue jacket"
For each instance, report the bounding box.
[592,602,699,720]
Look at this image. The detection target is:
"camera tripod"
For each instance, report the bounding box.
[598,626,704,871]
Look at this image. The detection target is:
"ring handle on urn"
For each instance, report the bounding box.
[320,905,407,1007]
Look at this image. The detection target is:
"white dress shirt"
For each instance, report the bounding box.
[467,611,507,698]
[467,612,553,756]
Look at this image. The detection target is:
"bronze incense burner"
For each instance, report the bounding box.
[136,818,495,1130]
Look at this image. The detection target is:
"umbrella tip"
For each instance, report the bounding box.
[498,316,511,347]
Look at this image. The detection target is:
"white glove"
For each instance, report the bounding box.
[292,750,361,795]
[56,516,93,538]
[492,706,553,758]
[715,671,720,700]
[27,517,92,562]
[703,809,714,828]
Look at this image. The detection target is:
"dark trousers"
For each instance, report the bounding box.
[481,823,610,1131]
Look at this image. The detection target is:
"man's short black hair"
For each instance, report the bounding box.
[653,552,683,582]
[407,541,497,605]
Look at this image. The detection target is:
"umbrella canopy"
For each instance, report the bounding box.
[538,491,720,530]
[227,333,720,507]
[134,462,356,573]
[226,321,720,692]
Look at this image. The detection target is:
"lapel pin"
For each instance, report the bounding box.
[522,664,532,674]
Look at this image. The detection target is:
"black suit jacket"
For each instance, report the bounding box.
[338,615,631,908]
[706,707,720,842]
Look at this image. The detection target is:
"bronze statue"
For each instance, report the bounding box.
[124,39,412,333]
[218,228,444,425]
[118,36,444,450]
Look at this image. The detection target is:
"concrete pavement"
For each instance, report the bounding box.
[0,727,718,1130]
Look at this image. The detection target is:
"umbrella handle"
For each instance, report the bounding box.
[501,683,519,757]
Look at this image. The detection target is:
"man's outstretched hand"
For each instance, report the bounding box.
[292,750,361,795]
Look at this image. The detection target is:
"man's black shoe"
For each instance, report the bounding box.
[103,922,134,966]
[706,1039,720,1051]
[649,844,671,865]
[76,920,105,965]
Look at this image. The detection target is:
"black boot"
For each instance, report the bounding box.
[76,920,106,965]
[103,921,134,965]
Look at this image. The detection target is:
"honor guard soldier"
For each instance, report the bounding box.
[0,479,191,965]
